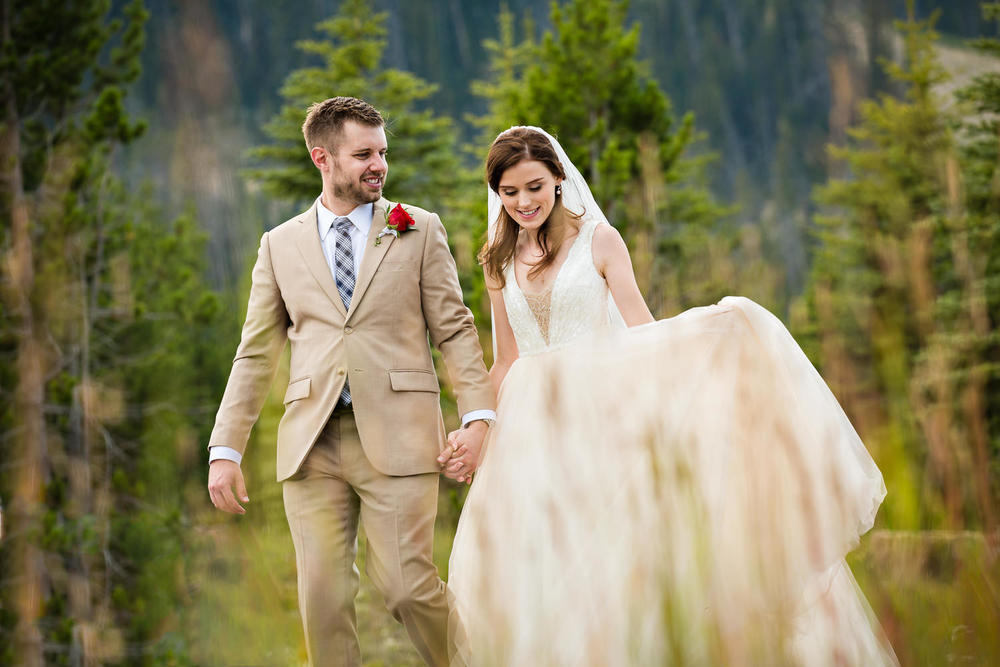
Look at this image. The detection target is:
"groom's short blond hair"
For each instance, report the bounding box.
[302,97,384,151]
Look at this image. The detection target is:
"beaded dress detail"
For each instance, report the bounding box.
[501,218,611,355]
[521,288,552,344]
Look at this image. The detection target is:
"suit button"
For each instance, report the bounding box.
[344,326,353,334]
[337,368,346,376]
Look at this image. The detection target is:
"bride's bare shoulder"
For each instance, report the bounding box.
[591,221,623,245]
[590,222,629,270]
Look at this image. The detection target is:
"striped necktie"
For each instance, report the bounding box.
[333,216,356,310]
[333,216,354,405]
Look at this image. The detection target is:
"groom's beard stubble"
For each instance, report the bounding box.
[333,170,384,206]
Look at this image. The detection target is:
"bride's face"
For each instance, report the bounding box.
[497,159,562,232]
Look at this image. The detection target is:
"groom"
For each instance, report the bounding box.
[207,96,495,666]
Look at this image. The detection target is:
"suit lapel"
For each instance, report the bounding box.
[295,202,348,318]
[347,197,394,320]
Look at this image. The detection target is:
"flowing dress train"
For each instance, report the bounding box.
[448,217,897,666]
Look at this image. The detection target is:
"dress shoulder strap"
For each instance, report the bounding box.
[573,217,605,273]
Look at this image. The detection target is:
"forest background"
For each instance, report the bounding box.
[1,0,998,664]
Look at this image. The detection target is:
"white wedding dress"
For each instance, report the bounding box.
[447,216,898,666]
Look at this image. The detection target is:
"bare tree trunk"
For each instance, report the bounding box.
[905,217,964,528]
[587,105,611,219]
[944,157,996,537]
[631,132,661,307]
[68,251,96,665]
[865,0,891,95]
[823,1,860,176]
[588,109,601,193]
[68,161,117,667]
[1,0,47,663]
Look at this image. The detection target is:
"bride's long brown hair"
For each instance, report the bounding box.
[479,128,582,289]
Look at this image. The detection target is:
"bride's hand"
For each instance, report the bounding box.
[436,432,469,483]
[440,422,489,484]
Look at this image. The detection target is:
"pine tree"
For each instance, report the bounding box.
[949,1,1000,534]
[454,5,537,324]
[246,0,464,212]
[0,2,227,663]
[801,3,998,530]
[472,0,733,315]
[246,0,486,428]
[1,2,145,661]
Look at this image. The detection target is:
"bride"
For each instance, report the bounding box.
[444,127,898,666]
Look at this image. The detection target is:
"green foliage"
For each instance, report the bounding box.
[468,4,536,148]
[1,1,230,663]
[956,2,1000,235]
[245,0,490,395]
[800,2,999,532]
[246,0,465,212]
[952,0,1000,529]
[0,1,993,663]
[2,0,148,187]
[805,10,952,530]
[470,0,733,315]
[17,176,225,664]
[850,531,1000,664]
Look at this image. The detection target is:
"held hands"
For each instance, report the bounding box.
[208,459,249,515]
[437,420,489,484]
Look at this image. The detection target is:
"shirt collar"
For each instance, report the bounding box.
[316,197,374,240]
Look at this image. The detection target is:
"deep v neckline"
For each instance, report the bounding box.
[506,221,592,349]
[513,224,587,298]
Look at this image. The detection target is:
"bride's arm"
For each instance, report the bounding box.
[592,224,655,326]
[486,276,519,394]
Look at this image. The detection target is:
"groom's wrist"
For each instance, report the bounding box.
[460,409,496,428]
[209,445,243,465]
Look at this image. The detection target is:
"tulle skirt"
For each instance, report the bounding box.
[447,297,897,666]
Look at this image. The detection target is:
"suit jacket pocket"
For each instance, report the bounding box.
[284,376,311,403]
[388,369,439,393]
[380,260,418,272]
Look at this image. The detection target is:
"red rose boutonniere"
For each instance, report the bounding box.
[375,204,417,246]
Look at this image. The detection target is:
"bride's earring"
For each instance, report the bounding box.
[555,184,562,196]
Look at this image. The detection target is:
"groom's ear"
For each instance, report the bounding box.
[309,145,329,171]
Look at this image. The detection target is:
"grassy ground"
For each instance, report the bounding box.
[191,500,999,666]
[188,370,466,666]
[850,530,999,666]
[188,371,998,665]
[188,483,464,666]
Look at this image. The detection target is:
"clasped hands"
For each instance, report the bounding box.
[209,421,489,513]
[437,420,489,484]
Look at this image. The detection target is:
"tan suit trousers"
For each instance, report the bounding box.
[283,408,449,667]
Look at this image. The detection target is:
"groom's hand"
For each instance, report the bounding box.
[208,460,249,515]
[439,421,489,484]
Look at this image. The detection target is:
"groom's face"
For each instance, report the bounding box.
[326,120,388,207]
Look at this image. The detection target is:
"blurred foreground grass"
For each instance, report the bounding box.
[850,530,999,666]
[191,504,998,666]
[187,371,462,666]
[187,368,998,665]
[188,483,462,666]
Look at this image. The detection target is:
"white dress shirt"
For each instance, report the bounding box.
[317,197,372,278]
[210,197,495,465]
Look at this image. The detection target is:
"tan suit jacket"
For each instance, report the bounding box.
[209,198,495,480]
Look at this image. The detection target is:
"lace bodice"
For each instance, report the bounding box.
[522,288,553,344]
[502,218,612,356]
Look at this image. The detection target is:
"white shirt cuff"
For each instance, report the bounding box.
[461,409,497,427]
[209,446,243,465]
